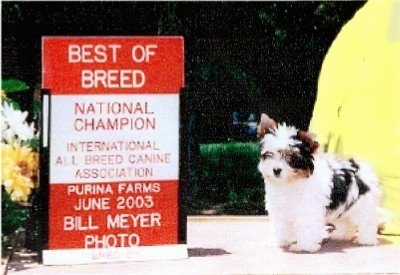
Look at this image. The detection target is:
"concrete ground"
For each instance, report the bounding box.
[3,216,400,274]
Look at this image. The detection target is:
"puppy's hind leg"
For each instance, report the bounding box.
[329,218,356,241]
[349,196,380,246]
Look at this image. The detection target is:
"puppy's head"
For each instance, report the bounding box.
[257,114,319,183]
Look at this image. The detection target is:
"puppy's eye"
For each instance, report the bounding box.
[261,152,274,160]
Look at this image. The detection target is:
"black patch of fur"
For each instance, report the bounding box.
[327,164,370,212]
[287,151,314,173]
[327,169,354,211]
[355,174,370,195]
[290,134,315,173]
[350,159,370,195]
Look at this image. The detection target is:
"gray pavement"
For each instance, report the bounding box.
[4,216,400,274]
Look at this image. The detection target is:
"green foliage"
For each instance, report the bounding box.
[1,189,42,252]
[190,142,264,214]
[2,79,30,110]
[2,79,29,93]
[1,189,30,236]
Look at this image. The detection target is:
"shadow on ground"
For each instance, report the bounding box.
[285,236,394,254]
[188,248,231,257]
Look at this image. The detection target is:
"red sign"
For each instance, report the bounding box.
[43,37,184,94]
[42,37,185,265]
[48,181,178,249]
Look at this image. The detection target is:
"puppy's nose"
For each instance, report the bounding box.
[273,168,282,176]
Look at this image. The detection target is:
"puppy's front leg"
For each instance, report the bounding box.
[271,216,296,248]
[288,212,325,253]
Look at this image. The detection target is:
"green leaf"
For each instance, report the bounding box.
[3,97,21,110]
[1,79,29,93]
[23,138,40,150]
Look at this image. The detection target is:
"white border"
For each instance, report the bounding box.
[42,94,50,148]
[43,244,188,265]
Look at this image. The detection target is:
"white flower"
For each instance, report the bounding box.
[1,101,36,143]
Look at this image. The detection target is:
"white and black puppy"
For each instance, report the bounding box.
[257,114,381,253]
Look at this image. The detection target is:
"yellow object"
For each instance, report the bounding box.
[1,143,39,202]
[310,0,400,235]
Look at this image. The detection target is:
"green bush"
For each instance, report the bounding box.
[190,142,265,215]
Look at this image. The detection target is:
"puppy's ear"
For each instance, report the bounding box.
[257,113,277,139]
[297,131,319,154]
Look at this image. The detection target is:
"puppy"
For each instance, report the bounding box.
[257,114,381,252]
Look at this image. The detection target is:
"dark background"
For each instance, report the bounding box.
[2,1,365,141]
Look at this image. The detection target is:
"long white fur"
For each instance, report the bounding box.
[258,124,381,253]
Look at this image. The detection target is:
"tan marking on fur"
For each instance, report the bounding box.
[257,113,277,139]
[297,131,319,153]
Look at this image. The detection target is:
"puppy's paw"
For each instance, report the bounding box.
[288,242,321,253]
[277,239,295,249]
